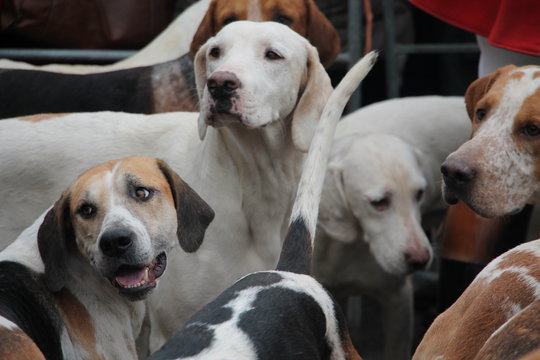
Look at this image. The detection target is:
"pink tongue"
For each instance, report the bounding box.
[115,268,146,287]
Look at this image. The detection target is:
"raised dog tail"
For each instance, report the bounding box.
[275,51,378,274]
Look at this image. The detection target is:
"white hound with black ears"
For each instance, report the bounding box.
[0,156,214,360]
[149,52,377,360]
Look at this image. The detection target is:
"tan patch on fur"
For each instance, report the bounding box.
[415,250,540,360]
[18,113,69,123]
[519,349,540,360]
[54,289,104,360]
[475,301,540,360]
[341,330,363,360]
[0,327,45,359]
[512,87,540,182]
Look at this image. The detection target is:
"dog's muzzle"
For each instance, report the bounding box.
[99,228,168,301]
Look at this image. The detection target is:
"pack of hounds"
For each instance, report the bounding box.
[0,0,538,359]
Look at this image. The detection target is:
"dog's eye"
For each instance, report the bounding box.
[415,189,424,202]
[273,14,293,26]
[78,204,96,219]
[209,47,221,59]
[370,197,390,211]
[134,187,152,201]
[265,50,282,60]
[522,124,540,137]
[222,16,237,26]
[475,109,487,122]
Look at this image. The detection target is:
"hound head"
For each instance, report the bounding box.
[441,65,540,217]
[319,135,433,276]
[189,0,340,68]
[38,156,214,301]
[194,21,333,151]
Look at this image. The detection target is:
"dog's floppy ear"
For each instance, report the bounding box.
[189,0,217,60]
[305,0,341,68]
[157,159,215,253]
[291,43,333,152]
[465,65,516,120]
[38,192,74,293]
[317,164,358,244]
[194,42,210,140]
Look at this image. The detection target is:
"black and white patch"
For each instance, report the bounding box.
[0,261,64,359]
[149,271,345,360]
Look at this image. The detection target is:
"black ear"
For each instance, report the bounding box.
[37,192,74,293]
[157,159,215,252]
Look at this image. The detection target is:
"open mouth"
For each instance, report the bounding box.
[110,252,167,300]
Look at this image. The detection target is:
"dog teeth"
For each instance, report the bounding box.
[144,267,149,282]
[122,268,150,289]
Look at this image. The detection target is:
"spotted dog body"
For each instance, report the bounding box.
[0,157,214,359]
[414,240,540,360]
[441,65,540,218]
[149,51,377,360]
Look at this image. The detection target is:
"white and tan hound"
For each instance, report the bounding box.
[0,156,214,360]
[441,65,540,218]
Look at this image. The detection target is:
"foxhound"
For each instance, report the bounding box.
[148,49,376,360]
[0,156,213,359]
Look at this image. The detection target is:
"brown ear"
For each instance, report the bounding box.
[38,192,74,293]
[465,65,516,120]
[157,160,215,253]
[189,0,217,60]
[305,0,340,68]
[291,43,333,151]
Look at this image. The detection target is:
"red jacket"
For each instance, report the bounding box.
[409,0,540,55]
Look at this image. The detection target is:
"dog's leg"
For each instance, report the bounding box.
[380,277,413,360]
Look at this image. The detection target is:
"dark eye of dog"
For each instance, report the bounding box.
[370,197,390,211]
[134,187,152,201]
[209,47,221,59]
[273,14,293,26]
[265,50,282,60]
[222,16,237,26]
[415,189,424,202]
[523,124,540,137]
[78,204,96,219]
[475,109,487,122]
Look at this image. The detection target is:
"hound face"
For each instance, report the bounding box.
[441,66,540,217]
[320,135,433,276]
[70,157,178,300]
[38,156,214,301]
[197,21,310,130]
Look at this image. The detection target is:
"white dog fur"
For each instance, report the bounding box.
[312,96,471,360]
[0,21,333,352]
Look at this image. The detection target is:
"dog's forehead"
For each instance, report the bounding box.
[212,21,307,53]
[69,157,172,206]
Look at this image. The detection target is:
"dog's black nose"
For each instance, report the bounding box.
[441,158,477,189]
[100,229,134,258]
[207,71,240,99]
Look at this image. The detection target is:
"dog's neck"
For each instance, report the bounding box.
[201,117,306,263]
[60,253,144,360]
